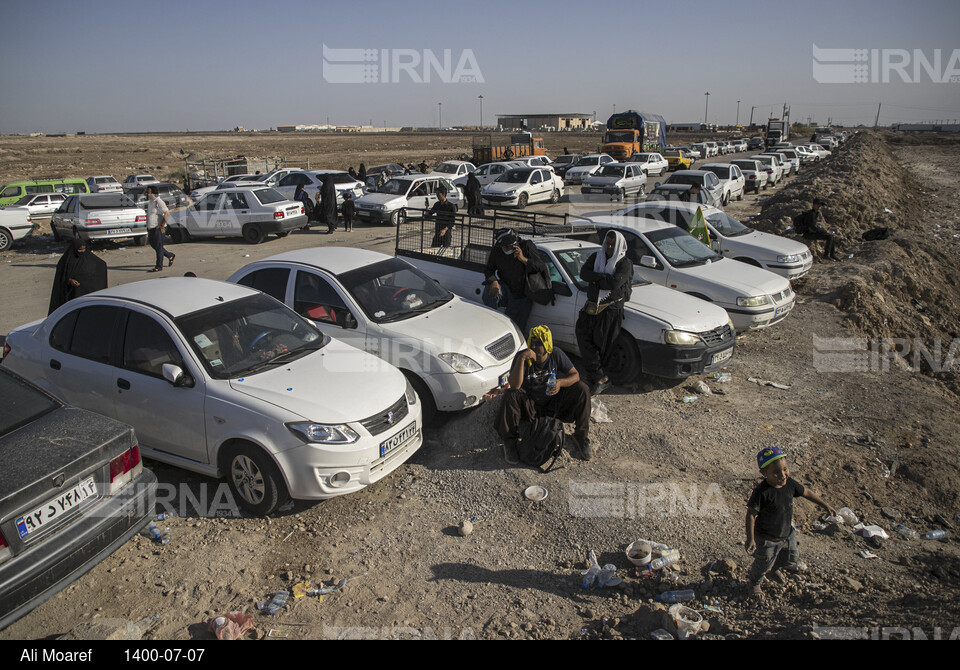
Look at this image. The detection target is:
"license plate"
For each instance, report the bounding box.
[16,476,99,540]
[380,422,417,457]
[775,302,794,317]
[711,348,734,365]
[112,228,132,234]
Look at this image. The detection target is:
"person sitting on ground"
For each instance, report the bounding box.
[794,198,841,261]
[493,325,593,461]
[745,447,835,597]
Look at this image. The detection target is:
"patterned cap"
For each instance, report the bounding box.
[757,447,786,470]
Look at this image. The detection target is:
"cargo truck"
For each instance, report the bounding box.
[602,111,667,159]
[472,132,546,165]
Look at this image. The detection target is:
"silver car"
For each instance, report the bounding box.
[581,163,648,200]
[50,193,147,246]
[168,187,307,244]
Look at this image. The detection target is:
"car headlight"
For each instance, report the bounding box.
[664,330,702,346]
[438,352,482,373]
[503,190,517,197]
[404,378,418,406]
[287,422,360,444]
[777,254,800,263]
[737,295,772,307]
[373,204,385,211]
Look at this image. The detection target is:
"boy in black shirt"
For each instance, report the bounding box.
[745,447,835,596]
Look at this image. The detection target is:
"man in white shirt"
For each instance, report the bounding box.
[146,186,175,272]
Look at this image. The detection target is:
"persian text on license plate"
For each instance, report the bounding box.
[112,228,132,234]
[380,422,417,457]
[16,476,99,540]
[711,348,734,365]
[775,302,794,318]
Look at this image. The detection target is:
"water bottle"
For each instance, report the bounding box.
[142,522,162,541]
[893,524,918,539]
[646,554,679,571]
[681,395,698,403]
[159,527,172,545]
[656,589,695,603]
[265,590,290,615]
[597,564,622,588]
[157,512,174,521]
[925,530,947,540]
[712,372,731,383]
[546,372,557,393]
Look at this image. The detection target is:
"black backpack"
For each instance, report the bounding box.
[517,416,565,471]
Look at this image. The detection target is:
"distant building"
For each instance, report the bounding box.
[496,113,593,131]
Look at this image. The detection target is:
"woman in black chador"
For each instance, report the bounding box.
[49,238,108,314]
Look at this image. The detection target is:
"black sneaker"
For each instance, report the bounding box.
[590,380,610,396]
[573,434,593,461]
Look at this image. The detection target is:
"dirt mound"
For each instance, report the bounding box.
[749,132,960,388]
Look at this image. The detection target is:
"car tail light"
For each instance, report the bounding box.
[0,533,10,564]
[2,341,10,359]
[85,218,101,226]
[274,211,285,219]
[135,215,146,223]
[109,445,142,493]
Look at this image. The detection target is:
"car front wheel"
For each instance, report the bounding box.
[607,332,642,385]
[391,208,407,227]
[223,443,289,516]
[550,189,560,204]
[517,193,528,209]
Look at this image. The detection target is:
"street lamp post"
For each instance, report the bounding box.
[438,102,442,130]
[736,100,741,127]
[704,92,710,126]
[478,95,483,129]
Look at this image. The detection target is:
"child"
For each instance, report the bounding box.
[341,191,355,233]
[745,447,835,596]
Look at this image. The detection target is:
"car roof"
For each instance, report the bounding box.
[90,278,258,317]
[624,200,723,216]
[308,169,350,175]
[671,169,710,176]
[588,215,674,234]
[251,247,392,276]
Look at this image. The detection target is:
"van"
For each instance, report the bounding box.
[0,178,89,207]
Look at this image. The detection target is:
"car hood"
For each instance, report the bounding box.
[724,230,809,257]
[678,257,791,296]
[356,192,406,207]
[227,339,405,423]
[625,283,730,332]
[566,166,598,176]
[382,298,518,366]
[483,182,528,195]
[584,175,627,187]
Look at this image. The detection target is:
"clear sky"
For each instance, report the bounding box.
[1,0,959,133]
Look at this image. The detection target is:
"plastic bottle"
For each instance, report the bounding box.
[925,530,947,540]
[265,590,290,615]
[597,564,622,588]
[142,522,162,541]
[546,372,557,392]
[893,524,918,539]
[681,395,698,403]
[656,590,695,603]
[712,372,732,383]
[646,553,680,571]
[159,527,172,545]
[157,512,174,521]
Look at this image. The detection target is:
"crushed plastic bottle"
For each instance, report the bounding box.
[142,522,169,544]
[597,564,622,588]
[581,550,601,588]
[264,590,289,615]
[656,589,695,603]
[646,553,680,571]
[925,530,947,540]
[681,395,698,403]
[712,372,732,383]
[157,512,174,521]
[893,524,918,539]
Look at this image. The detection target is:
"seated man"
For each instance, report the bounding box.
[493,325,593,461]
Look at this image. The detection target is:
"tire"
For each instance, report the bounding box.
[391,208,406,227]
[222,443,289,516]
[276,231,290,238]
[721,192,729,207]
[550,189,560,204]
[737,190,744,201]
[606,332,642,386]
[517,192,528,209]
[617,188,625,201]
[242,223,264,244]
[52,225,62,242]
[0,227,11,252]
[168,227,184,244]
[135,234,148,247]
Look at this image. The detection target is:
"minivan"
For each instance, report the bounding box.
[0,178,89,207]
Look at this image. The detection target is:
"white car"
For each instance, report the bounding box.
[354,174,462,226]
[121,174,159,190]
[85,176,123,193]
[583,216,796,331]
[0,207,33,251]
[431,161,477,196]
[510,156,552,168]
[792,146,819,164]
[167,186,307,244]
[760,152,791,177]
[469,161,525,186]
[8,193,66,216]
[608,201,813,279]
[275,170,364,208]
[750,155,783,185]
[627,152,669,177]
[772,149,802,173]
[730,159,770,194]
[580,163,647,200]
[189,174,263,201]
[2,278,423,515]
[227,248,523,418]
[704,142,720,157]
[256,168,304,187]
[688,144,706,160]
[802,144,831,159]
[699,163,746,205]
[481,167,564,208]
[563,154,615,185]
[50,193,147,246]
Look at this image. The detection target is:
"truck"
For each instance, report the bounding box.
[472,132,546,165]
[602,111,668,159]
[765,119,789,147]
[395,210,737,384]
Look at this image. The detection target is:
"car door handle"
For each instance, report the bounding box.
[49,359,61,370]
[117,378,131,390]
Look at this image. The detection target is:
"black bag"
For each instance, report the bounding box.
[517,416,565,470]
[862,227,891,241]
[525,265,554,306]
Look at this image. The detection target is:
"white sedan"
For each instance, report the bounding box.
[580,163,647,200]
[562,154,615,185]
[481,167,564,208]
[627,152,669,177]
[0,207,33,251]
[8,193,66,216]
[699,163,746,205]
[2,278,423,515]
[469,161,525,186]
[168,186,307,244]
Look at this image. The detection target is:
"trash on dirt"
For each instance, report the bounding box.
[626,539,679,570]
[267,629,289,638]
[307,576,358,597]
[893,524,919,539]
[837,507,858,525]
[291,581,311,599]
[208,612,255,640]
[712,372,732,383]
[858,550,879,559]
[925,530,948,540]
[458,519,474,536]
[702,605,724,614]
[693,381,712,395]
[668,604,703,639]
[259,590,290,615]
[747,377,791,390]
[277,501,295,513]
[281,530,295,543]
[580,550,621,588]
[589,397,612,423]
[853,524,890,540]
[680,395,698,403]
[524,485,548,502]
[650,628,674,640]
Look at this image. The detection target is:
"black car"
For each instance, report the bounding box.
[126,182,188,209]
[549,154,582,179]
[747,138,765,150]
[0,366,156,630]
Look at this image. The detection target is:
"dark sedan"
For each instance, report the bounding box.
[0,366,156,630]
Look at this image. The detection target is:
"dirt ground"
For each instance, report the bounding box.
[1,131,959,641]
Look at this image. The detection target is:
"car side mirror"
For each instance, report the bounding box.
[640,255,659,270]
[552,281,573,297]
[340,312,359,330]
[162,363,194,388]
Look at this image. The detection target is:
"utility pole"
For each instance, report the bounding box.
[438,102,442,130]
[704,92,710,126]
[874,103,881,128]
[478,95,483,129]
[750,106,756,127]
[736,100,740,126]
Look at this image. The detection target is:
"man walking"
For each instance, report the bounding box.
[146,185,174,272]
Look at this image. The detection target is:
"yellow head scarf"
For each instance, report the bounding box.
[526,325,553,364]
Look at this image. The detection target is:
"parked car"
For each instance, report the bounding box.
[469,161,525,186]
[580,216,796,331]
[750,155,783,185]
[126,182,189,210]
[704,142,720,157]
[729,159,769,194]
[645,183,719,208]
[801,143,831,159]
[516,156,552,167]
[0,207,33,251]
[8,193,66,217]
[189,174,262,201]
[771,149,802,173]
[2,278,423,515]
[167,186,307,244]
[562,154,615,185]
[663,170,724,206]
[0,179,88,207]
[364,164,407,191]
[747,138,765,150]
[792,145,819,164]
[275,170,364,209]
[607,201,813,279]
[759,152,791,177]
[85,176,123,193]
[481,167,564,208]
[699,163,746,205]
[687,144,706,160]
[255,168,304,188]
[121,175,159,190]
[50,193,147,246]
[580,163,647,200]
[549,154,581,178]
[354,174,461,226]
[227,248,523,419]
[663,149,695,171]
[626,152,669,177]
[430,161,477,193]
[0,366,157,631]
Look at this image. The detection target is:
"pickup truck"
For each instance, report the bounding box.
[50,193,148,246]
[396,212,736,383]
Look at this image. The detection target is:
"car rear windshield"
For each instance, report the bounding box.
[0,369,60,437]
[435,163,461,174]
[666,174,702,187]
[731,161,757,171]
[597,166,626,178]
[706,166,731,179]
[79,194,139,209]
[252,188,286,205]
[95,177,116,184]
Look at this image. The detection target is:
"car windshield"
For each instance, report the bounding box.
[375,179,413,195]
[575,156,601,166]
[554,246,650,290]
[596,166,626,178]
[666,174,703,187]
[554,155,576,164]
[320,173,357,185]
[79,194,140,209]
[252,188,286,205]
[605,132,635,143]
[645,227,719,267]
[706,211,752,237]
[497,170,532,184]
[339,258,453,324]
[0,369,59,437]
[176,293,327,379]
[435,163,461,174]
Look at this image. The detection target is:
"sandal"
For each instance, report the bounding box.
[168,254,176,267]
[148,267,162,273]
